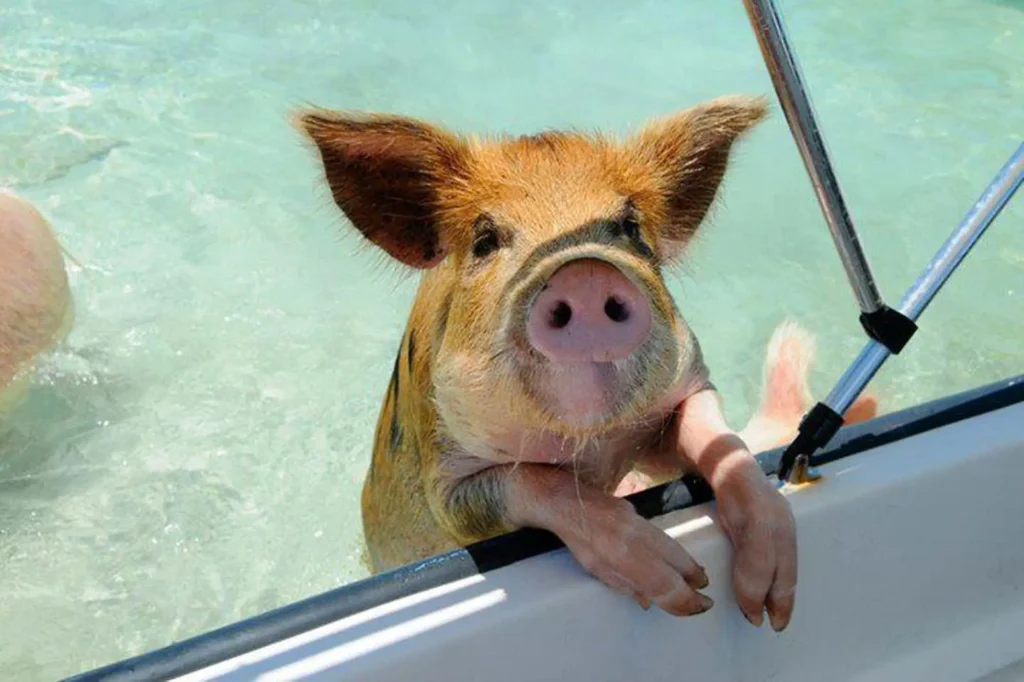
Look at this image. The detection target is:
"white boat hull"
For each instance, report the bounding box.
[69,378,1024,682]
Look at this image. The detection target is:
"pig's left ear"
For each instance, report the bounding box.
[628,95,768,255]
[293,109,470,268]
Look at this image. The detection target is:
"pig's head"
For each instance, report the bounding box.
[295,96,766,443]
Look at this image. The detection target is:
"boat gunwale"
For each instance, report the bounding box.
[65,372,1024,682]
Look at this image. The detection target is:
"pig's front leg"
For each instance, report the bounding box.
[437,463,713,617]
[673,388,798,631]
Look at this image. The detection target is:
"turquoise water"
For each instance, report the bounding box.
[1,0,1022,678]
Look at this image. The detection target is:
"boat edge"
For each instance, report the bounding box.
[64,373,1024,682]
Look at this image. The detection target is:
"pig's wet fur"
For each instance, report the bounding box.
[294,96,879,587]
[0,192,74,417]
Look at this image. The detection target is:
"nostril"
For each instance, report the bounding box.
[604,296,630,323]
[549,301,572,329]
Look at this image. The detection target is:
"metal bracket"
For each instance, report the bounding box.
[780,455,821,487]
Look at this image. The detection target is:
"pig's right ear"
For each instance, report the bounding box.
[627,95,768,257]
[293,109,470,269]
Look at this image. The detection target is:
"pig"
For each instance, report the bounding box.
[0,192,74,415]
[293,95,878,631]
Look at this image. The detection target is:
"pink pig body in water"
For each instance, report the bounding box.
[0,192,74,414]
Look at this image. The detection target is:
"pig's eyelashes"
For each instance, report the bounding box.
[471,217,507,259]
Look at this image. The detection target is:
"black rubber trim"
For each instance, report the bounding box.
[859,305,918,354]
[65,373,1024,682]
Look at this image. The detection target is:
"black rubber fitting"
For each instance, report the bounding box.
[859,304,918,354]
[776,402,845,480]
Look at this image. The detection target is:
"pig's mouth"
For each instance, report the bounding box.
[528,355,659,430]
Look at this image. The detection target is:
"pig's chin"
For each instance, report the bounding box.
[536,360,651,432]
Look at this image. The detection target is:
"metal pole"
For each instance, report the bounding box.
[742,0,884,315]
[898,144,1024,323]
[824,143,1024,414]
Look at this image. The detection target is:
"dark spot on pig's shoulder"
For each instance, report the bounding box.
[389,408,403,452]
[387,344,404,452]
[435,290,453,344]
[389,345,401,398]
[406,331,416,375]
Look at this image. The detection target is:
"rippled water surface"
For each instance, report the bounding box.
[1,0,1022,678]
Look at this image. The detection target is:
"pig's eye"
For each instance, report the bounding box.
[612,212,642,241]
[621,215,641,240]
[472,226,502,259]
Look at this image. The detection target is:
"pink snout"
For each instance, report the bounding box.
[526,259,652,363]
